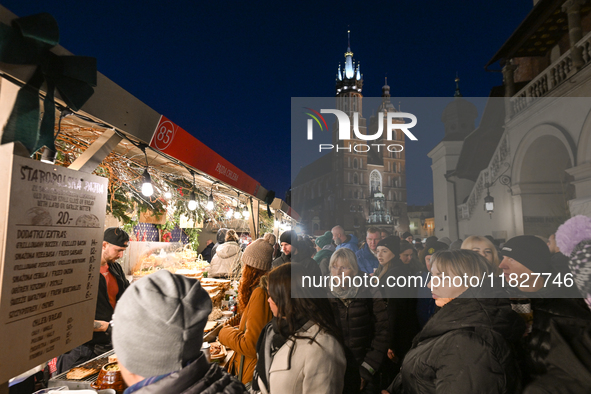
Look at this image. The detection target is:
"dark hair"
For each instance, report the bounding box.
[291,236,315,261]
[400,240,414,253]
[268,263,342,343]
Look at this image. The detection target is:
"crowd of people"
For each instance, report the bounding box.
[114,216,591,393]
[16,216,591,394]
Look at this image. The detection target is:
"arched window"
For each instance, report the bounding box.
[353,173,359,184]
[369,170,382,194]
[353,158,358,169]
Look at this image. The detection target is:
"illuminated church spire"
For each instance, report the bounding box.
[344,30,355,79]
[335,30,363,96]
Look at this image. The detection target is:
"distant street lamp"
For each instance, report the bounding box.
[484,188,494,216]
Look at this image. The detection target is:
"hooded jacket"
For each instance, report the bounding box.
[335,234,359,253]
[209,241,242,278]
[389,286,526,394]
[211,228,228,257]
[355,243,379,274]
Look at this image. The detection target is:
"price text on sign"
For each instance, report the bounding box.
[0,145,108,383]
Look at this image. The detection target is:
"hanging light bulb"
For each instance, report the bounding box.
[226,208,234,218]
[164,190,172,199]
[188,191,197,211]
[141,169,154,197]
[243,205,250,219]
[233,195,241,219]
[207,193,214,210]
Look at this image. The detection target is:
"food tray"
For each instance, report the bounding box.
[48,349,115,390]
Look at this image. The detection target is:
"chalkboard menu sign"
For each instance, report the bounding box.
[0,143,108,382]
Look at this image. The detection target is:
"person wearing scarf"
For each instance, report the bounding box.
[327,248,389,393]
[253,263,348,394]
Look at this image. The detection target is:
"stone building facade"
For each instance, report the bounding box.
[430,0,591,241]
[292,35,409,237]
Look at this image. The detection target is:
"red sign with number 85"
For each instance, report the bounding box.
[149,115,262,197]
[153,120,176,150]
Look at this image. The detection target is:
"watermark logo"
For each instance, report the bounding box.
[304,108,417,152]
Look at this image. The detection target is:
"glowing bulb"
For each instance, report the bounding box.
[207,194,214,210]
[164,191,172,199]
[141,169,153,197]
[234,211,242,219]
[188,191,197,211]
[243,209,250,219]
[226,208,234,218]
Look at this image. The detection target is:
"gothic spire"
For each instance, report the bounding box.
[344,30,354,79]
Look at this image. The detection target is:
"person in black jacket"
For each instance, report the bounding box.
[375,236,420,374]
[271,230,294,269]
[200,239,214,263]
[57,227,130,373]
[328,248,389,393]
[385,249,526,394]
[499,235,591,384]
[524,216,591,393]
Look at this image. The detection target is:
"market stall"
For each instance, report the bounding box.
[0,6,297,392]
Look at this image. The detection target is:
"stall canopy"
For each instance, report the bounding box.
[0,5,301,225]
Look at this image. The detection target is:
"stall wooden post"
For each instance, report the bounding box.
[248,199,260,239]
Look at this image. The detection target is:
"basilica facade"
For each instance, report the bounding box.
[292,35,409,237]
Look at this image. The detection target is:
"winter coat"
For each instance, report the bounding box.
[200,243,214,263]
[292,256,322,278]
[271,252,291,269]
[520,291,591,383]
[211,228,228,257]
[124,354,247,394]
[416,270,436,328]
[218,286,273,384]
[524,316,591,394]
[329,285,389,382]
[377,259,420,361]
[92,262,129,346]
[355,243,379,274]
[209,241,242,278]
[336,234,359,253]
[389,287,526,394]
[256,321,346,394]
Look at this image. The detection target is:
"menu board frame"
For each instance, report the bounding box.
[0,143,108,383]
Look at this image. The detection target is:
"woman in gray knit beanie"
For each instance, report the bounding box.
[219,238,275,386]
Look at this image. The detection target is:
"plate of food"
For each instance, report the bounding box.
[209,341,227,361]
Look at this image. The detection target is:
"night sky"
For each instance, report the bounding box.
[2,1,533,206]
